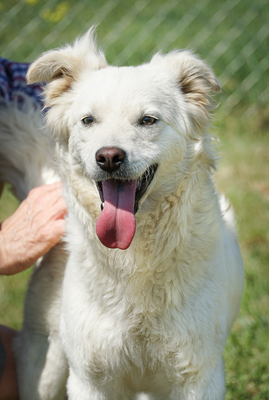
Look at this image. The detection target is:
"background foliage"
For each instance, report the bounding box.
[0,0,268,398]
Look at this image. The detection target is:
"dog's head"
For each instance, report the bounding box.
[27,28,220,250]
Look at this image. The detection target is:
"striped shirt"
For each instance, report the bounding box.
[0,57,44,107]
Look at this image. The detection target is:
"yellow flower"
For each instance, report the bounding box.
[40,2,70,23]
[26,0,39,5]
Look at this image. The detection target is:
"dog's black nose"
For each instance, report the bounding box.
[96,147,126,173]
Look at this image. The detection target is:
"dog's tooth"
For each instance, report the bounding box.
[137,178,142,190]
[101,202,104,211]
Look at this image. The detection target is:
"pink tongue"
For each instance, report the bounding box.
[96,180,137,249]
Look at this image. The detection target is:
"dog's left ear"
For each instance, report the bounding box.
[151,51,221,131]
[27,27,107,106]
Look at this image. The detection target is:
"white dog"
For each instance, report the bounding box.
[2,28,244,399]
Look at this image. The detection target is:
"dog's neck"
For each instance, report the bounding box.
[64,159,222,312]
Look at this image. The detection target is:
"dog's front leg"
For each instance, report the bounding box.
[15,331,68,400]
[170,359,225,400]
[14,244,68,400]
[67,369,131,400]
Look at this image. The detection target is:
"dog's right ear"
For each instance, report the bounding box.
[150,50,220,136]
[27,27,107,106]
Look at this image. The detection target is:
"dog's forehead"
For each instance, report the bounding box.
[82,65,162,91]
[73,65,174,116]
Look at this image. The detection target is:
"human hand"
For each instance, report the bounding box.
[0,182,67,275]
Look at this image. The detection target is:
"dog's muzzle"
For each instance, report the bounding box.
[94,147,158,250]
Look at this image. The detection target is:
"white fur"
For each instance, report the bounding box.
[0,94,58,199]
[2,29,244,399]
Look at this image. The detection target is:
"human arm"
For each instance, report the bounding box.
[0,182,67,275]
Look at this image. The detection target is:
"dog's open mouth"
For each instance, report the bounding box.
[95,164,158,250]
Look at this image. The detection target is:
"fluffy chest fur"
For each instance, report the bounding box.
[59,169,228,391]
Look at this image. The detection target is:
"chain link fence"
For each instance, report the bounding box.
[0,0,268,114]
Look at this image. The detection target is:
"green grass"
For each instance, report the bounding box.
[0,185,31,330]
[213,107,269,399]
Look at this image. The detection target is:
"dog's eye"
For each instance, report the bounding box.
[141,116,157,125]
[82,116,94,125]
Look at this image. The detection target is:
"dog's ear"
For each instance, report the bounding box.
[27,27,107,105]
[151,51,221,132]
